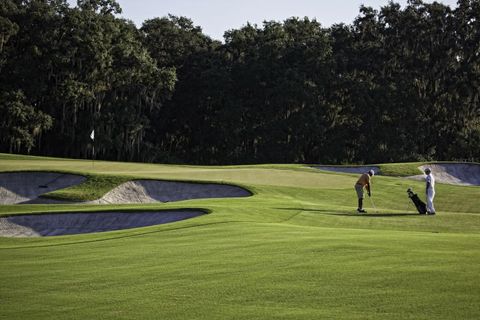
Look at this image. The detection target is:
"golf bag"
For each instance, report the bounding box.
[407,188,427,214]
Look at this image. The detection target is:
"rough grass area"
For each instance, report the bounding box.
[1,153,479,320]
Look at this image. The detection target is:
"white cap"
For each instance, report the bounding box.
[368,169,375,176]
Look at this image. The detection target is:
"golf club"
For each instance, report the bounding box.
[368,195,378,213]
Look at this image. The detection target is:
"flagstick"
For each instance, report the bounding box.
[90,129,95,169]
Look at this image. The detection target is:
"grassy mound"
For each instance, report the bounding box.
[42,174,132,201]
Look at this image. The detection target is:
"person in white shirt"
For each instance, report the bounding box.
[424,168,436,215]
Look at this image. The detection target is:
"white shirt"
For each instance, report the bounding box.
[426,173,435,190]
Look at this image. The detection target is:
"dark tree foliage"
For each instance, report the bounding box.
[0,0,175,161]
[1,0,479,164]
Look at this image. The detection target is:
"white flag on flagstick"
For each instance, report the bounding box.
[90,130,95,141]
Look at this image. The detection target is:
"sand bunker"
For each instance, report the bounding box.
[0,172,252,204]
[409,163,480,186]
[314,163,480,186]
[89,180,252,204]
[313,166,380,175]
[0,172,86,204]
[0,210,204,237]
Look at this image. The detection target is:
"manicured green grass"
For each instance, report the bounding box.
[378,162,425,176]
[43,174,133,201]
[1,153,479,319]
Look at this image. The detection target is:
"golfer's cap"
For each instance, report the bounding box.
[424,167,431,173]
[368,169,375,176]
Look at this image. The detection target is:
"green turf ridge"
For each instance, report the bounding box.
[43,173,134,201]
[1,153,480,319]
[378,163,424,176]
[0,153,66,160]
[0,205,211,218]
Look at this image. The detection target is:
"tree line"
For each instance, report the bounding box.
[1,0,479,164]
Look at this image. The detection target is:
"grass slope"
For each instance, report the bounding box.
[1,154,479,319]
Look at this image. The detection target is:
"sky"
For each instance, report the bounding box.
[69,0,459,41]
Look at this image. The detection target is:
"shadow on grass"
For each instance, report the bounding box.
[0,220,253,250]
[274,207,420,217]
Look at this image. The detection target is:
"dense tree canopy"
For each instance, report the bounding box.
[1,0,479,164]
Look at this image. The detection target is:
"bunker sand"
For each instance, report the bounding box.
[0,172,252,204]
[88,180,252,204]
[0,210,205,237]
[0,172,250,237]
[314,163,480,186]
[0,172,86,204]
[409,163,480,186]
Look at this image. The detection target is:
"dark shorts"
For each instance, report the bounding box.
[355,184,364,199]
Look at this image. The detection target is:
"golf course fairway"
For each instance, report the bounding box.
[1,154,479,319]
